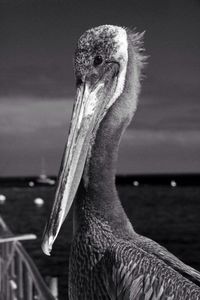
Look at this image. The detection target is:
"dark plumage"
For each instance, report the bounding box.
[42,25,200,299]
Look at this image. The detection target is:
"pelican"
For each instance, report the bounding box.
[42,25,200,299]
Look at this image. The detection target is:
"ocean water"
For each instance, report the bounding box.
[0,183,200,299]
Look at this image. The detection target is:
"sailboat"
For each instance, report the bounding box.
[36,158,55,186]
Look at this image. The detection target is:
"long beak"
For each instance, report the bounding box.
[41,66,118,256]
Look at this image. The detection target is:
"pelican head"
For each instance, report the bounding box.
[42,25,145,255]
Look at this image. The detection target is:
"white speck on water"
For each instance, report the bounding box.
[29,181,35,187]
[133,180,139,187]
[34,197,44,206]
[0,194,6,204]
[171,180,177,187]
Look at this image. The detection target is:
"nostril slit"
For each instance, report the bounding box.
[76,77,83,86]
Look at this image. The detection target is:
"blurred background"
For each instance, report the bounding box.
[0,1,200,299]
[0,0,200,176]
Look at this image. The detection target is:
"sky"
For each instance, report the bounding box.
[0,0,200,176]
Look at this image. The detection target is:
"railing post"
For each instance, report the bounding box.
[27,273,33,300]
[5,243,9,300]
[0,217,55,300]
[49,277,58,300]
[16,255,23,299]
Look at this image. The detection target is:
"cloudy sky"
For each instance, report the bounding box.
[0,0,200,176]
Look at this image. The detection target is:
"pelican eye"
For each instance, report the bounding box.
[93,55,103,67]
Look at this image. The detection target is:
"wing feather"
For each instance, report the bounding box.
[133,233,200,286]
[102,239,200,300]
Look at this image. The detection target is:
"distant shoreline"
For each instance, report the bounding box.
[0,174,199,187]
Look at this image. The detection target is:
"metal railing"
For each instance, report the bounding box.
[0,216,55,300]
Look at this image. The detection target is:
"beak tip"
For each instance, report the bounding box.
[41,234,54,256]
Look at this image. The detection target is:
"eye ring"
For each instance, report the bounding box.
[93,55,103,67]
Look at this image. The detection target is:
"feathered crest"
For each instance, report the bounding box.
[125,27,148,71]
